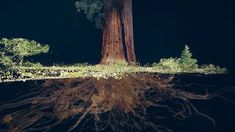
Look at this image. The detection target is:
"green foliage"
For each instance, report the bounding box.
[0,69,14,80]
[0,41,228,81]
[179,45,198,71]
[0,43,14,69]
[150,45,226,74]
[75,0,104,29]
[0,54,14,68]
[22,61,43,67]
[0,63,227,82]
[0,38,49,66]
[152,58,182,73]
[200,64,227,74]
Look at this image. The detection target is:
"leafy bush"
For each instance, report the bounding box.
[200,64,227,74]
[179,45,198,71]
[150,45,227,74]
[0,69,12,80]
[152,58,182,73]
[0,54,14,68]
[0,48,15,78]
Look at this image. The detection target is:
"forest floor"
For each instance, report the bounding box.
[0,63,226,83]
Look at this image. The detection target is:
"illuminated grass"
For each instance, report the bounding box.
[0,62,226,82]
[0,44,227,82]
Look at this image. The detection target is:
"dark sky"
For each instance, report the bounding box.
[0,0,235,72]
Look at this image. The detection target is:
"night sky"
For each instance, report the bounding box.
[0,0,235,73]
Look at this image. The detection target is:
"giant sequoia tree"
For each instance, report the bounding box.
[0,1,220,132]
[75,0,136,64]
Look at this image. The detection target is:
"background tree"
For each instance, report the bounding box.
[75,0,136,65]
[0,38,49,66]
[179,45,198,70]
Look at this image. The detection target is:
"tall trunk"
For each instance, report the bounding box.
[100,0,127,65]
[100,0,136,65]
[121,0,136,65]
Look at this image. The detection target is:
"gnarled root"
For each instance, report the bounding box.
[0,73,227,131]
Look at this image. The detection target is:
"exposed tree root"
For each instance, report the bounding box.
[0,73,229,131]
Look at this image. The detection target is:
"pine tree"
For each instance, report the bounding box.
[179,45,198,70]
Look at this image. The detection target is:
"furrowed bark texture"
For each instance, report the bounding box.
[100,0,136,65]
[121,0,136,64]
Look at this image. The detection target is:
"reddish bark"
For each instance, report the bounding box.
[100,0,136,65]
[121,0,136,65]
[100,0,126,64]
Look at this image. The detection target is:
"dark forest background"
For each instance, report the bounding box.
[0,0,235,73]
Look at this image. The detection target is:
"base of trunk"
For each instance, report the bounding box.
[100,0,136,65]
[100,57,128,65]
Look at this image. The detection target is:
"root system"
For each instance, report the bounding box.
[0,73,221,131]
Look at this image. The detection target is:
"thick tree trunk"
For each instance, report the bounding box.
[121,0,136,65]
[100,0,126,64]
[100,0,136,65]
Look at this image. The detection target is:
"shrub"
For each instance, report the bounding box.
[200,64,227,74]
[0,54,14,68]
[152,58,182,73]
